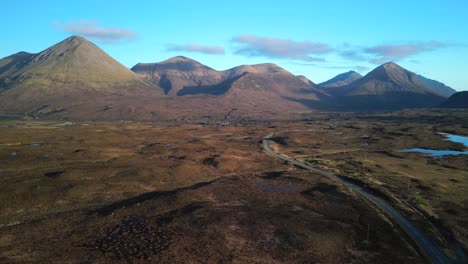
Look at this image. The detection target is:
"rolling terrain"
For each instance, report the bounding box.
[0,120,426,263]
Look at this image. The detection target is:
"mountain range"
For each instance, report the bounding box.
[0,36,461,121]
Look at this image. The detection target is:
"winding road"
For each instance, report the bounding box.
[263,133,452,264]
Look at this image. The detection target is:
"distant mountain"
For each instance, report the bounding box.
[439,91,468,108]
[0,36,156,117]
[211,64,328,118]
[318,71,362,88]
[417,75,456,97]
[131,58,328,119]
[328,62,447,110]
[131,56,224,95]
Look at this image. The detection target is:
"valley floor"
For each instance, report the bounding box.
[0,110,466,263]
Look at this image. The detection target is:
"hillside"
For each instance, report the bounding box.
[417,75,456,97]
[328,62,447,110]
[131,56,224,95]
[439,91,468,108]
[0,36,157,118]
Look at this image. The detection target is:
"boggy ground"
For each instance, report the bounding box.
[274,109,468,259]
[0,120,422,263]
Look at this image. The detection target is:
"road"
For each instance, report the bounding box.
[263,133,453,264]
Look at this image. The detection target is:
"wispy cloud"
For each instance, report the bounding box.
[290,62,368,72]
[339,50,367,61]
[355,66,369,72]
[319,65,369,72]
[232,35,331,62]
[364,41,447,64]
[55,20,137,44]
[166,44,225,55]
[290,62,317,66]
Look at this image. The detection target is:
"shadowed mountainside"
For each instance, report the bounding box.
[417,75,457,97]
[325,62,448,110]
[131,58,329,119]
[439,91,468,108]
[131,56,224,95]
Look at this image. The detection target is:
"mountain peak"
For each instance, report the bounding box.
[133,56,216,72]
[162,56,199,64]
[327,62,447,110]
[365,61,411,82]
[0,51,33,62]
[68,35,87,41]
[231,63,287,75]
[319,70,362,88]
[59,35,91,47]
[342,62,444,98]
[381,61,401,69]
[29,35,100,65]
[13,51,33,56]
[382,61,397,66]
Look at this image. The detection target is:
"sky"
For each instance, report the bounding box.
[2,0,468,90]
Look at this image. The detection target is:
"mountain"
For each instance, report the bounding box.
[131,56,224,95]
[417,75,456,97]
[131,58,329,119]
[328,62,447,110]
[318,71,362,88]
[0,36,157,117]
[0,52,35,89]
[439,91,468,108]
[173,63,329,119]
[209,64,327,118]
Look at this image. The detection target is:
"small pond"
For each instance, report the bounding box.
[399,132,468,157]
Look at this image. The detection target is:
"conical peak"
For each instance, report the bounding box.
[161,56,198,64]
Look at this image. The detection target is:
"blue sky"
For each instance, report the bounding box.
[2,0,468,90]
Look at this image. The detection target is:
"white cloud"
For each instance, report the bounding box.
[232,35,331,62]
[56,20,137,44]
